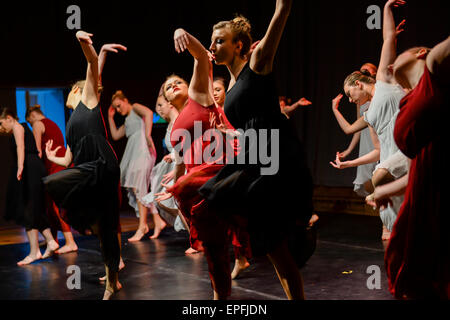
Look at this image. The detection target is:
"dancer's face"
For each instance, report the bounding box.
[0,116,14,134]
[66,85,82,110]
[210,27,240,65]
[164,77,188,105]
[112,98,129,116]
[393,48,428,89]
[155,96,170,122]
[213,80,226,107]
[344,82,367,105]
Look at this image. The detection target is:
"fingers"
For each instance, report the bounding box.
[174,31,190,53]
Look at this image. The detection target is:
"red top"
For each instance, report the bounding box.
[170,98,235,173]
[385,65,448,299]
[41,118,66,174]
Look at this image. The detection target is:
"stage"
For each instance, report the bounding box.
[0,211,394,300]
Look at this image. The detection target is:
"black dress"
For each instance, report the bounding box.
[5,123,48,231]
[199,63,315,263]
[43,101,120,271]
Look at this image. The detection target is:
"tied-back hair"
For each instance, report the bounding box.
[344,71,376,88]
[111,90,127,103]
[213,76,229,89]
[0,107,18,120]
[213,15,252,58]
[25,104,43,120]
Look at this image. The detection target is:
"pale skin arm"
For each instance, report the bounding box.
[98,43,127,87]
[45,140,73,168]
[339,105,362,158]
[332,94,368,135]
[31,120,45,158]
[107,107,126,141]
[12,123,25,181]
[366,171,409,210]
[132,103,155,150]
[76,31,99,109]
[282,98,312,118]
[174,28,214,107]
[331,126,380,169]
[376,0,406,83]
[426,36,450,78]
[250,0,292,75]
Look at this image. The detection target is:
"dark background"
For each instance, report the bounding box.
[1,0,449,225]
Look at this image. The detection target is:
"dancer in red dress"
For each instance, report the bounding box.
[374,36,449,299]
[26,105,78,254]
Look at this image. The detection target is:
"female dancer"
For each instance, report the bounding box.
[373,37,449,299]
[141,88,188,236]
[332,64,377,196]
[0,108,59,265]
[43,30,121,299]
[200,0,315,300]
[107,90,160,241]
[330,0,409,239]
[213,77,227,108]
[25,105,78,254]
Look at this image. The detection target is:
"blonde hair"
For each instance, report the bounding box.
[0,108,18,120]
[343,71,376,88]
[111,90,127,103]
[213,15,252,58]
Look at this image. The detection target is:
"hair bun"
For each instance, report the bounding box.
[232,15,251,34]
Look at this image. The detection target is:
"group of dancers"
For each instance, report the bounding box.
[0,0,447,300]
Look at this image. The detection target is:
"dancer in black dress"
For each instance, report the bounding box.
[0,108,59,265]
[200,0,315,299]
[43,31,121,299]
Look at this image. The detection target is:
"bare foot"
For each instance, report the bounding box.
[55,243,78,255]
[103,281,122,300]
[17,252,42,266]
[128,225,149,242]
[99,257,125,282]
[149,220,167,239]
[382,226,391,241]
[231,257,250,279]
[42,240,59,259]
[185,247,199,255]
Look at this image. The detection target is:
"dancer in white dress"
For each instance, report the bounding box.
[330,0,410,239]
[107,90,157,242]
[142,91,187,236]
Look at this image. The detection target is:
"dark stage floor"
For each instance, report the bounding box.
[0,212,394,300]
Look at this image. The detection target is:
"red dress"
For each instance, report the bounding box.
[168,98,249,296]
[385,65,449,299]
[41,118,71,233]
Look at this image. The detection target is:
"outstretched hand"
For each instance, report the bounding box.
[297,97,312,106]
[174,28,190,53]
[209,112,228,134]
[101,43,127,54]
[395,19,406,36]
[45,140,61,160]
[76,31,93,44]
[365,192,393,211]
[386,0,406,8]
[330,152,349,169]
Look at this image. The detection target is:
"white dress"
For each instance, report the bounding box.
[120,109,156,216]
[363,81,407,231]
[353,101,377,197]
[142,122,185,231]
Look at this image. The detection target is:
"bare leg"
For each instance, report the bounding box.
[149,212,167,239]
[267,240,305,300]
[128,198,149,242]
[18,229,42,265]
[41,228,60,259]
[56,231,78,254]
[372,169,395,240]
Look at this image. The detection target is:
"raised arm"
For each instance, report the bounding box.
[173,28,214,107]
[107,106,126,141]
[377,0,406,83]
[250,0,292,75]
[12,123,25,181]
[75,31,99,109]
[98,43,127,87]
[31,120,45,158]
[426,36,450,79]
[331,94,368,135]
[132,103,155,150]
